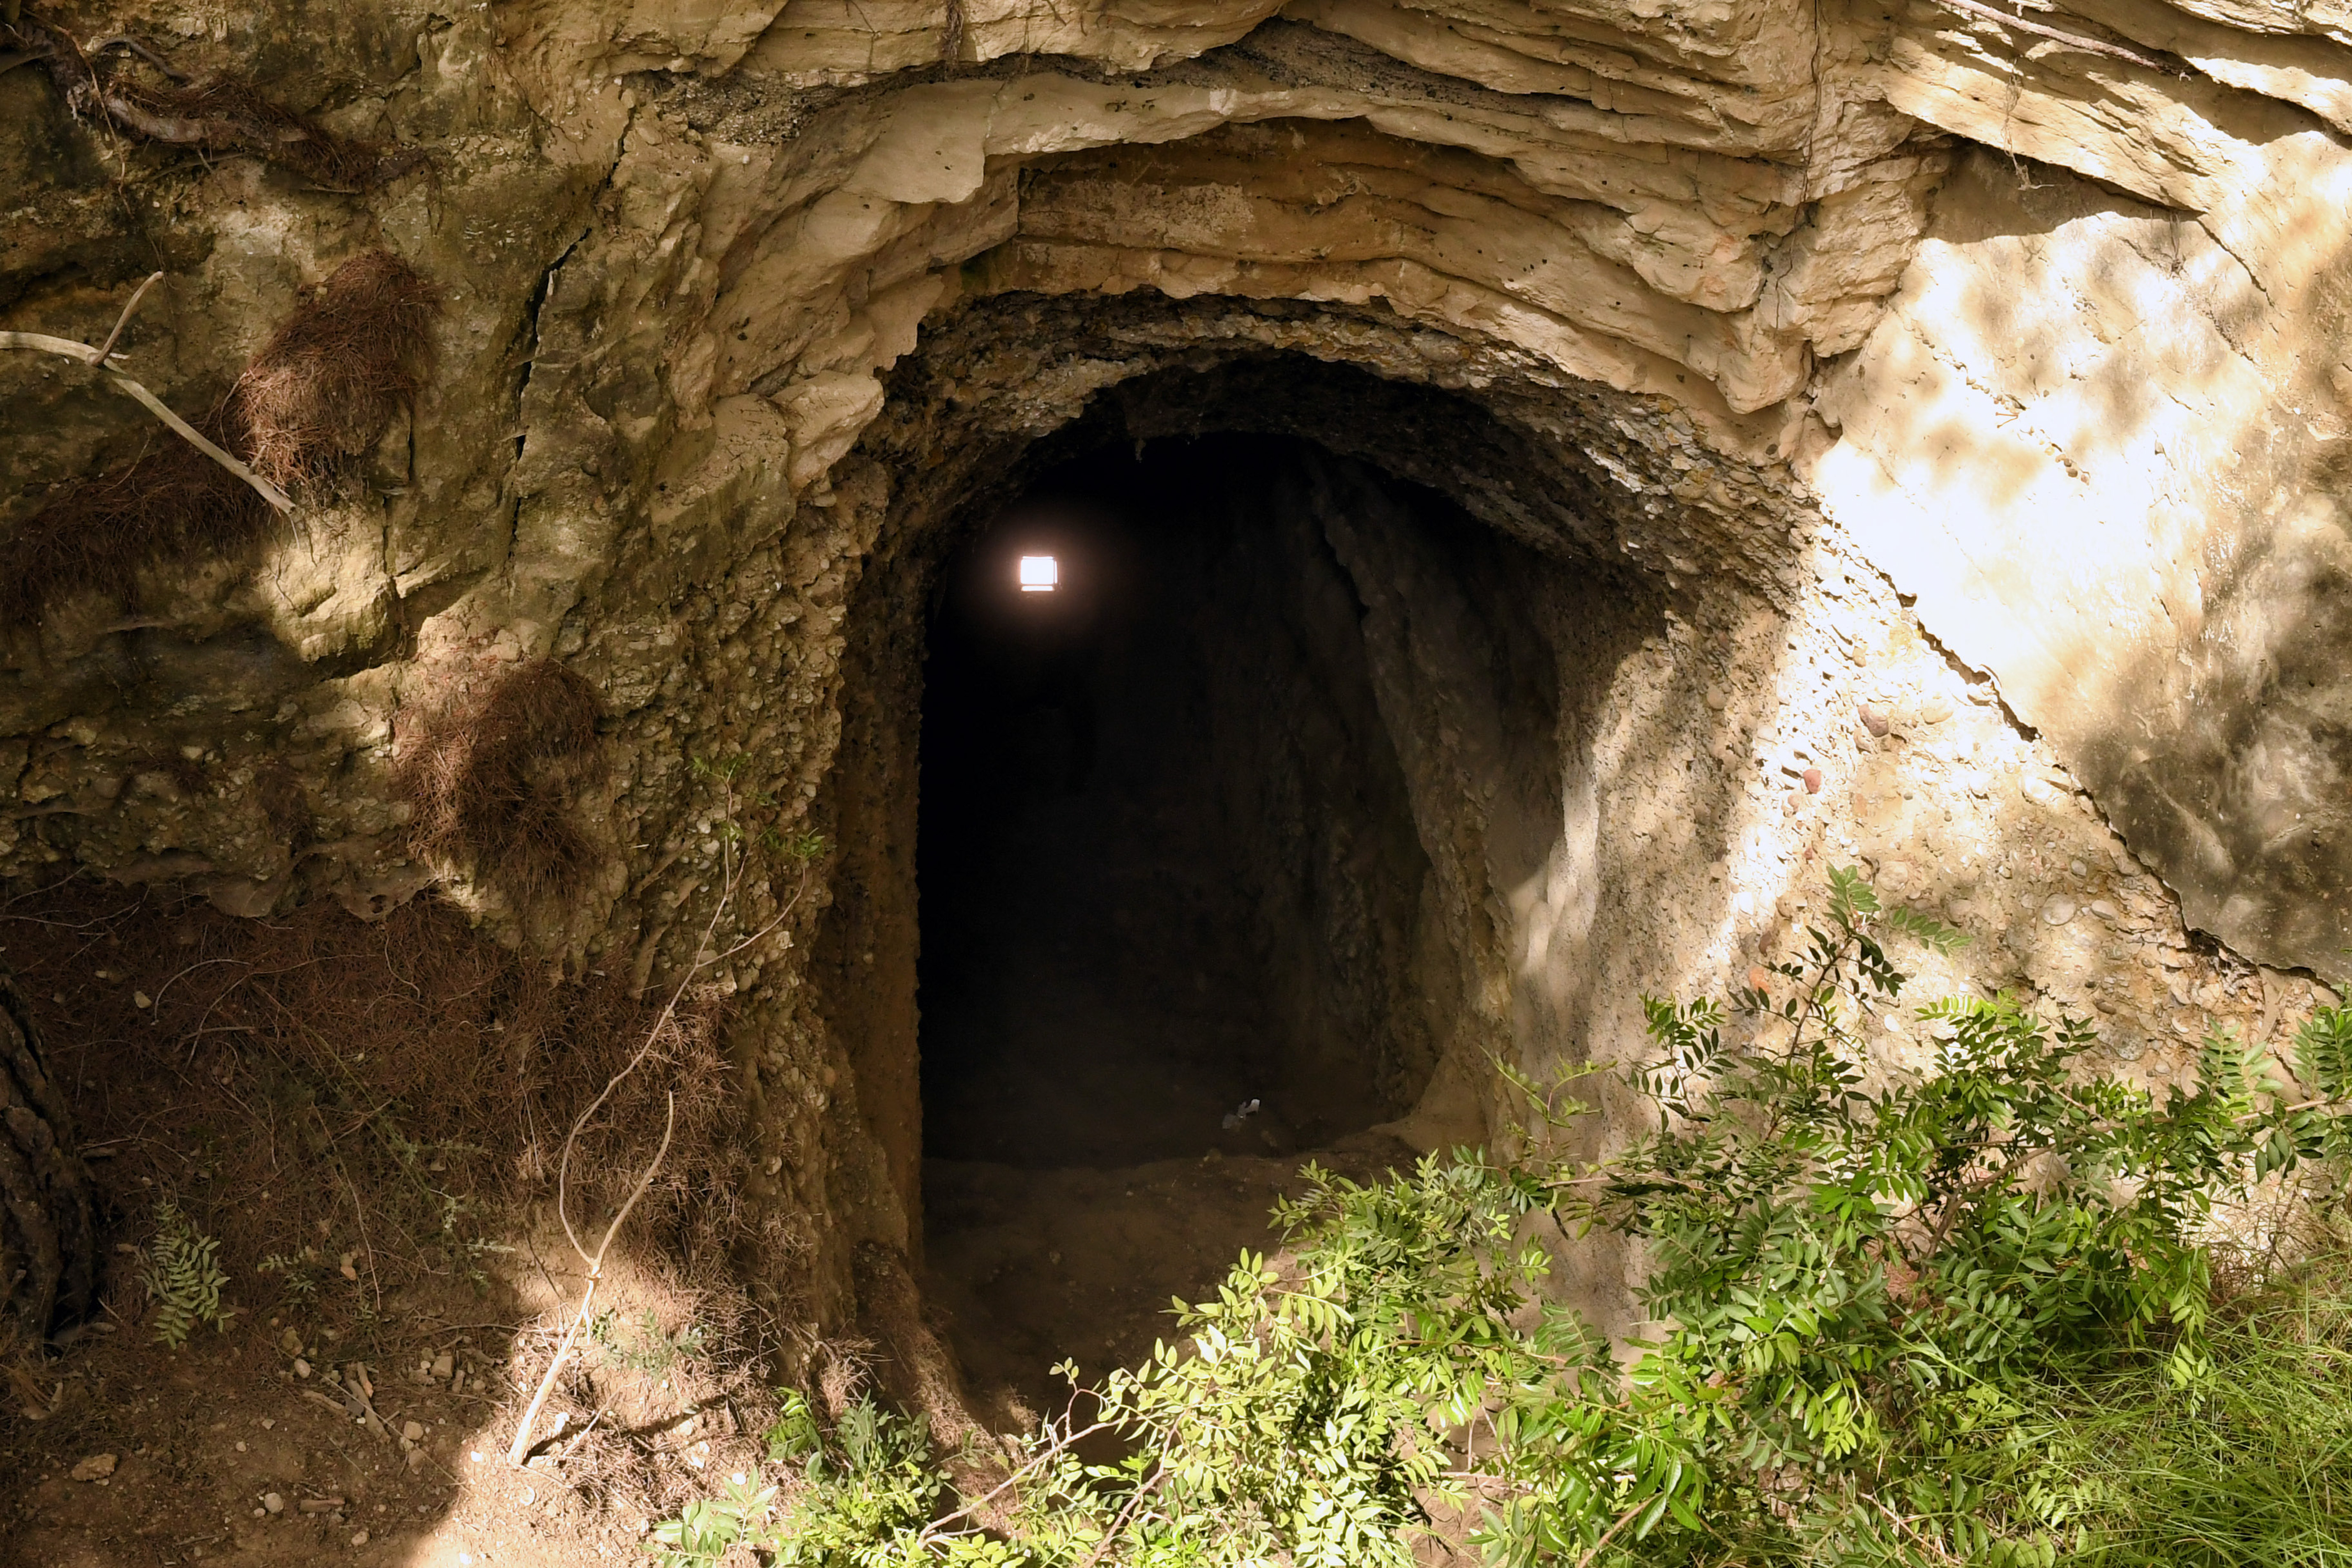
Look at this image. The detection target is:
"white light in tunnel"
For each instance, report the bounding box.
[1018,555,1059,592]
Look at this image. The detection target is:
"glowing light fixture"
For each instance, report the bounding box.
[1018,555,1059,592]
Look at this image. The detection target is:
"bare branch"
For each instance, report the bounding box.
[508,1091,676,1467]
[554,845,815,1264]
[517,783,824,1467]
[0,311,297,515]
[94,269,161,361]
[594,1091,676,1267]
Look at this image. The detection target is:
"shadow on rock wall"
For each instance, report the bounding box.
[1815,145,2352,978]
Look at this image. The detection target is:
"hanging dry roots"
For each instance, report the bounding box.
[1,7,426,190]
[0,250,438,629]
[0,960,97,1342]
[393,659,610,909]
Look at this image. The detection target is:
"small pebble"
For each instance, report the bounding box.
[1802,767,1823,794]
[350,1530,369,1547]
[2041,895,2078,926]
[263,1492,285,1515]
[1857,702,1890,738]
[133,990,153,1008]
[403,1420,424,1442]
[69,1454,117,1482]
[293,1359,311,1379]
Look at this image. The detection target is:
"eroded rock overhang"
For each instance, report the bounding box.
[495,0,2350,977]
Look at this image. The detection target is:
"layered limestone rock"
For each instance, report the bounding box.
[4,0,2350,1331]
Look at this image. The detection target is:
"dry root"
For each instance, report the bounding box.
[2,8,426,191]
[0,960,97,1340]
[234,250,440,492]
[394,659,612,910]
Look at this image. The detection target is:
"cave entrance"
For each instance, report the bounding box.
[916,434,1445,1415]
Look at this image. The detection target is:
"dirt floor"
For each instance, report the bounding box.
[1,1256,776,1568]
[0,878,1420,1566]
[923,1134,1420,1430]
[0,885,774,1568]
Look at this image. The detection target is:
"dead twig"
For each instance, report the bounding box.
[344,1374,400,1444]
[506,1091,676,1465]
[94,270,161,361]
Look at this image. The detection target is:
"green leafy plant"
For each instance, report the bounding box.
[1531,868,2351,1561]
[759,1394,953,1566]
[650,870,2352,1566]
[142,1199,234,1348]
[648,1471,781,1567]
[256,1246,322,1305]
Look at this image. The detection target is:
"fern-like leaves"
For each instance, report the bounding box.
[141,1199,232,1349]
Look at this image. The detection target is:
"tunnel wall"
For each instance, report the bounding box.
[4,0,2350,1333]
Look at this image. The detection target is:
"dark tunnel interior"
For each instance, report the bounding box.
[915,435,1438,1170]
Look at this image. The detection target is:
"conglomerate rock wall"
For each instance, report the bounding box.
[3,0,2347,1331]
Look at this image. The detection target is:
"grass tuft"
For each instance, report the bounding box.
[1996,1244,2352,1567]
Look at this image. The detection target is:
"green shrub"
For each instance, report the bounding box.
[655,870,2352,1565]
[647,1473,781,1567]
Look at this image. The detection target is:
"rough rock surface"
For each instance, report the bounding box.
[3,0,2347,1337]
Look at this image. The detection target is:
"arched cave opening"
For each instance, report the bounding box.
[904,422,1574,1418]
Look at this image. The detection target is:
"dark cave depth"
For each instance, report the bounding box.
[915,435,1441,1170]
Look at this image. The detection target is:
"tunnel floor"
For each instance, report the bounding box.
[914,437,1434,1419]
